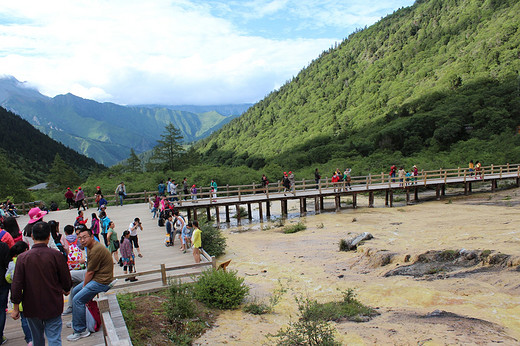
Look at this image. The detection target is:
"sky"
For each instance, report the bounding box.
[0,0,415,106]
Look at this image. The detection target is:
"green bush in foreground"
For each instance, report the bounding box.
[166,279,196,321]
[283,222,307,234]
[194,269,249,309]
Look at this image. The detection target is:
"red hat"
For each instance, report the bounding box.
[67,187,71,190]
[192,185,196,187]
[78,187,82,190]
[289,171,292,174]
[284,172,286,174]
[96,186,100,189]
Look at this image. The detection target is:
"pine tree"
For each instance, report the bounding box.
[126,148,142,172]
[47,153,81,189]
[148,123,184,171]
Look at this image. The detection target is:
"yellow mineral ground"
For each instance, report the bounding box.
[196,187,520,345]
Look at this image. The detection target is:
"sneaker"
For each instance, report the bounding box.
[1,336,7,345]
[62,306,73,315]
[66,321,72,328]
[67,330,90,341]
[129,277,138,282]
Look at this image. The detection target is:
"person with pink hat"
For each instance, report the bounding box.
[22,207,48,248]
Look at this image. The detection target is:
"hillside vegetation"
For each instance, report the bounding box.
[0,107,104,200]
[196,0,520,173]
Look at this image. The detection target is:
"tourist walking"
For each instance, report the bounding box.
[91,213,101,241]
[65,187,74,209]
[210,179,218,201]
[182,177,189,200]
[343,168,352,190]
[158,180,166,197]
[120,231,137,282]
[288,171,295,191]
[0,241,9,345]
[314,168,321,189]
[128,218,143,258]
[67,227,113,342]
[191,221,202,263]
[115,182,126,206]
[75,187,86,211]
[5,241,32,345]
[107,221,120,264]
[11,222,72,345]
[191,185,198,202]
[261,174,269,192]
[468,160,474,176]
[99,211,111,247]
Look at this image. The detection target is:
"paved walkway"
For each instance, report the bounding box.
[4,202,196,345]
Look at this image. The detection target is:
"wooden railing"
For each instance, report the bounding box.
[12,163,520,213]
[112,248,215,290]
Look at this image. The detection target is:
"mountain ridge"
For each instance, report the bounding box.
[0,77,251,165]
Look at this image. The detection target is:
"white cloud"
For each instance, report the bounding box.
[0,0,414,105]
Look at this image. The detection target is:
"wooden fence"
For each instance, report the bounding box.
[12,163,520,214]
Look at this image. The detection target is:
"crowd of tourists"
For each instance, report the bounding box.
[0,201,153,344]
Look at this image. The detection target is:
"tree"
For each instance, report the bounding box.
[126,148,142,173]
[47,153,82,189]
[0,150,32,202]
[148,123,184,171]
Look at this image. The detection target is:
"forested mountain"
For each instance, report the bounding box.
[0,77,244,165]
[196,0,520,172]
[0,106,104,185]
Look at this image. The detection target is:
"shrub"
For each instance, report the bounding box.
[243,280,287,315]
[200,222,227,257]
[339,239,350,252]
[283,222,306,234]
[166,280,196,321]
[300,289,378,322]
[267,296,340,346]
[194,269,249,309]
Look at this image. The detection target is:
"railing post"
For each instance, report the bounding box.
[444,171,447,184]
[500,167,503,179]
[423,172,427,185]
[457,167,460,176]
[161,263,167,286]
[238,188,241,202]
[507,163,510,172]
[365,176,369,190]
[226,184,229,197]
[253,182,256,194]
[22,202,26,215]
[302,178,306,190]
[381,172,384,184]
[491,164,494,174]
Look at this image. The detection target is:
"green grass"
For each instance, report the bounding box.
[283,222,307,234]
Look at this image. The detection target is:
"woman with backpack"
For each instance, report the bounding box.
[120,230,137,282]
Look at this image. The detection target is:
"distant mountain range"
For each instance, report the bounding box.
[0,76,251,165]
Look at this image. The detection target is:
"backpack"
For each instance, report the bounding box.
[86,300,102,332]
[66,239,83,270]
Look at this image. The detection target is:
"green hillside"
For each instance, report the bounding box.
[196,0,520,172]
[0,80,242,165]
[0,107,104,188]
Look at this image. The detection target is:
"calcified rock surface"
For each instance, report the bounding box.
[196,187,520,345]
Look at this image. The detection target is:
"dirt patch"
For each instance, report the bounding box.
[118,290,219,346]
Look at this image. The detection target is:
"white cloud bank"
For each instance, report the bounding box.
[0,0,414,105]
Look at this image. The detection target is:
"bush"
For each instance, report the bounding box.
[193,269,249,309]
[283,222,306,234]
[339,239,349,251]
[267,296,340,346]
[300,289,378,322]
[166,280,196,321]
[200,222,227,257]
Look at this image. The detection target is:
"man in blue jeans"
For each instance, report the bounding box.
[0,241,10,344]
[11,221,72,346]
[67,227,113,342]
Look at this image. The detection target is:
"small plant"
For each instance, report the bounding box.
[244,280,287,315]
[267,296,340,346]
[339,239,349,252]
[194,269,249,309]
[300,289,378,323]
[503,195,512,200]
[481,249,492,258]
[272,218,285,228]
[316,223,324,229]
[243,300,271,315]
[394,197,405,202]
[200,222,227,257]
[166,279,196,321]
[233,206,248,218]
[283,222,306,234]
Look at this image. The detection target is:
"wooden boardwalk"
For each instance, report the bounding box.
[170,164,520,222]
